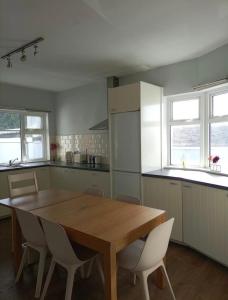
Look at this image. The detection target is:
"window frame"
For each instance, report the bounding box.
[207,88,228,167]
[166,85,228,171]
[167,92,203,167]
[0,109,49,163]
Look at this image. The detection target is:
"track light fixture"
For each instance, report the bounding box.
[6,56,12,68]
[34,44,38,56]
[20,49,26,62]
[1,37,44,68]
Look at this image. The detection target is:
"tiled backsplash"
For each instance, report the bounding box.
[56,133,109,164]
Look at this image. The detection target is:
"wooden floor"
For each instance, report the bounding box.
[1,218,228,300]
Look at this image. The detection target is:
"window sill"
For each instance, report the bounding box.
[164,165,228,177]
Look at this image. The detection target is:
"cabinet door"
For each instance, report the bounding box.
[182,182,202,250]
[143,177,182,241]
[164,180,182,241]
[143,177,164,208]
[108,83,140,113]
[36,167,50,190]
[79,170,110,196]
[199,186,226,264]
[183,182,227,265]
[50,167,66,189]
[224,191,228,266]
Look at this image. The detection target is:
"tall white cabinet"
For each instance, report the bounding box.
[108,82,163,199]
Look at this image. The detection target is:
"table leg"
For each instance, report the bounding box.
[155,267,165,289]
[12,209,22,272]
[103,244,117,300]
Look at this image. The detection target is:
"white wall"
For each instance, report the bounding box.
[55,80,107,135]
[120,44,228,96]
[0,82,56,135]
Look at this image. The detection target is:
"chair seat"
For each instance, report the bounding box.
[118,239,145,270]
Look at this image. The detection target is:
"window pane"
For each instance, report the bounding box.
[25,134,44,160]
[171,124,200,166]
[0,111,20,130]
[26,115,42,129]
[212,93,228,117]
[0,131,21,163]
[172,99,199,120]
[210,122,228,171]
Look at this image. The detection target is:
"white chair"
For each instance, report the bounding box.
[15,208,48,298]
[8,172,38,198]
[85,187,104,197]
[40,218,103,300]
[118,218,175,300]
[116,194,140,205]
[8,172,38,253]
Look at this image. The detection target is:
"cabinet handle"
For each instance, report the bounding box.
[183,185,192,188]
[169,182,178,185]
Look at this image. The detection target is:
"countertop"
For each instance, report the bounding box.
[0,161,109,173]
[143,168,228,190]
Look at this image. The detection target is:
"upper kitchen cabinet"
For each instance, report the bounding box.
[108,83,140,113]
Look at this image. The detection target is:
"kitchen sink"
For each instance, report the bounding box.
[0,163,27,168]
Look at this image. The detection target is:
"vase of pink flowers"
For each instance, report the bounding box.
[208,155,221,172]
[50,143,58,161]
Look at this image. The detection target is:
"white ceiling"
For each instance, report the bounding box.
[0,0,228,91]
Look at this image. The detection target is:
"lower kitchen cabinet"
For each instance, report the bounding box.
[50,167,110,197]
[143,177,183,242]
[183,182,228,266]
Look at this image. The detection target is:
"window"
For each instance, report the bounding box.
[168,96,201,167]
[166,87,228,172]
[209,91,228,172]
[0,110,49,164]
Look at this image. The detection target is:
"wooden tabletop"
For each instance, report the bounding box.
[32,194,165,252]
[0,189,83,211]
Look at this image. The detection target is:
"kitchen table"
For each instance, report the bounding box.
[32,194,166,300]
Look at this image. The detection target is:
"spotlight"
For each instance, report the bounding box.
[1,37,44,68]
[34,44,38,56]
[20,49,27,62]
[6,57,12,68]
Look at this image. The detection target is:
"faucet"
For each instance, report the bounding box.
[9,158,18,166]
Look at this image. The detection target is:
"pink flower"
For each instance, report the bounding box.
[50,143,58,151]
[212,156,220,164]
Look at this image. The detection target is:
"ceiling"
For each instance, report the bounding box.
[0,0,228,91]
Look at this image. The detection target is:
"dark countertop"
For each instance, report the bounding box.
[143,168,228,190]
[0,161,109,173]
[49,161,110,172]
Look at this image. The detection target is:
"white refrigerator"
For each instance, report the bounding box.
[111,111,141,200]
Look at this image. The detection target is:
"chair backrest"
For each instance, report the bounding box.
[116,194,140,205]
[8,172,38,198]
[15,208,46,247]
[85,187,104,197]
[134,218,174,272]
[41,218,83,266]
